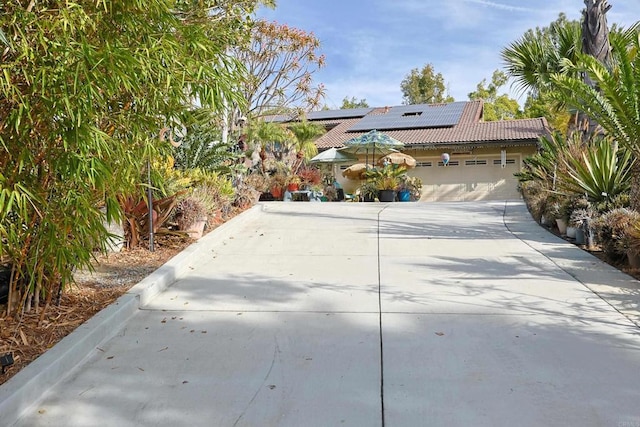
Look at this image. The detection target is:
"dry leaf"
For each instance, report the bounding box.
[19,329,29,346]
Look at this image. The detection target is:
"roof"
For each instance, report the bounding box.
[307,100,549,150]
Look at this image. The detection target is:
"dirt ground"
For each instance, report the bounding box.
[0,235,191,385]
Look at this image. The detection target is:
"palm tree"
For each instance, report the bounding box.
[580,0,613,137]
[550,31,640,208]
[501,14,582,97]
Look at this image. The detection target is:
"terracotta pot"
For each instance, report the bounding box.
[287,183,299,192]
[186,217,208,239]
[271,186,283,199]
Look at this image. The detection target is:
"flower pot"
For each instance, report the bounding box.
[270,186,283,200]
[186,217,208,239]
[628,251,640,269]
[556,218,568,235]
[287,183,299,192]
[378,190,396,202]
[566,226,577,239]
[575,227,585,245]
[0,263,11,304]
[398,190,411,202]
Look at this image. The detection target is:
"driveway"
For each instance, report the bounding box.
[6,201,640,426]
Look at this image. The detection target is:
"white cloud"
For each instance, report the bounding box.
[462,0,536,13]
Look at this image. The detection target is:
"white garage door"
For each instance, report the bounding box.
[413,155,522,202]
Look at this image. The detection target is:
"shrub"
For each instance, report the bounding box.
[175,197,207,231]
[593,208,640,263]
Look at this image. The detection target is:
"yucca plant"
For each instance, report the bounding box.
[561,137,633,204]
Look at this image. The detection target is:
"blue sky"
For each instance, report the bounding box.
[257,0,639,109]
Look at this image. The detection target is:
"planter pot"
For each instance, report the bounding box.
[541,215,554,227]
[398,190,411,202]
[186,217,208,239]
[259,192,275,201]
[556,218,568,235]
[287,183,299,192]
[628,251,640,269]
[378,190,396,202]
[566,226,577,239]
[270,186,283,200]
[0,264,11,304]
[575,227,585,245]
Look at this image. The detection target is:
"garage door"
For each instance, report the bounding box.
[413,155,522,202]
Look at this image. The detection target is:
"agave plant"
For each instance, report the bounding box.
[561,137,633,204]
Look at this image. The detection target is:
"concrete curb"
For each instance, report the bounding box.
[0,205,263,425]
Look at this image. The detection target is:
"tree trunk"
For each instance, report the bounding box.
[630,161,640,211]
[580,0,612,140]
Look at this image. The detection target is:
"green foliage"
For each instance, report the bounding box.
[501,13,582,97]
[172,122,239,174]
[550,29,640,158]
[561,138,633,204]
[522,92,571,132]
[516,131,574,187]
[340,96,369,109]
[468,70,522,120]
[363,164,407,191]
[0,1,263,316]
[400,63,454,105]
[287,120,324,159]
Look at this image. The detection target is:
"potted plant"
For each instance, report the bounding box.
[563,197,590,239]
[270,173,287,200]
[323,185,337,202]
[175,196,208,239]
[569,208,591,245]
[375,176,400,202]
[398,175,422,202]
[358,181,378,202]
[286,175,301,192]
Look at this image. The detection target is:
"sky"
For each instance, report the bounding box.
[257,0,639,109]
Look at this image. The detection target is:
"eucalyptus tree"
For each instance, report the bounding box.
[468,70,522,121]
[0,0,268,317]
[400,63,454,105]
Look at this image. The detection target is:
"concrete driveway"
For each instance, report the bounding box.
[4,201,640,426]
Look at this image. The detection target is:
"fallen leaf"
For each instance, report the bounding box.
[435,332,445,336]
[19,329,29,346]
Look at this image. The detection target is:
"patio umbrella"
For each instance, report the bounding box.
[310,147,358,164]
[377,152,417,169]
[342,129,404,165]
[342,163,373,180]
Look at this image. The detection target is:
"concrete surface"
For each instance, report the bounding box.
[3,201,640,426]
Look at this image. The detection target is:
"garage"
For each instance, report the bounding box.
[413,154,523,202]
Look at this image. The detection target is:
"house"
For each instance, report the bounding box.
[289,100,549,202]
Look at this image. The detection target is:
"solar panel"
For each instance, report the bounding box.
[347,102,466,132]
[307,108,374,121]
